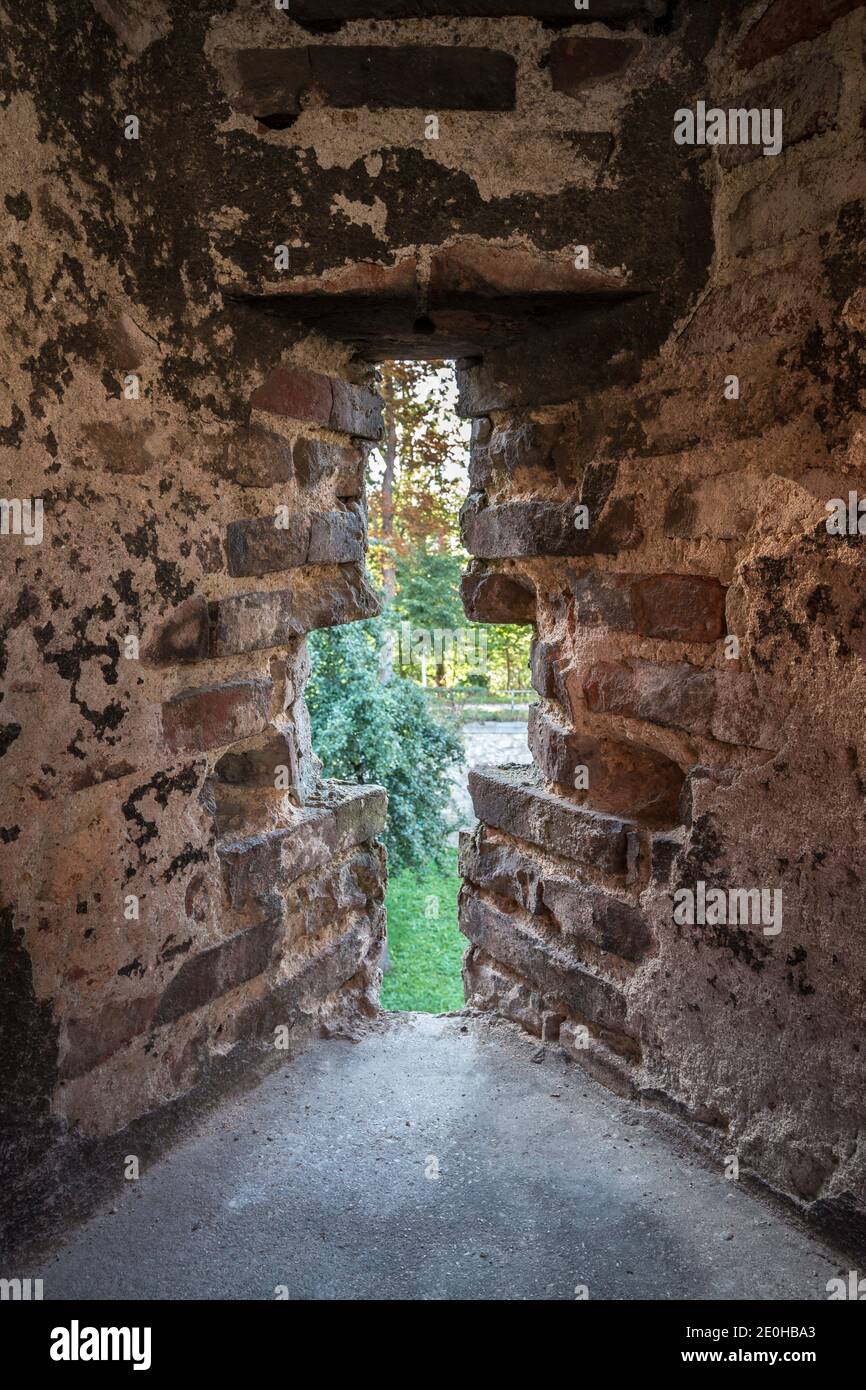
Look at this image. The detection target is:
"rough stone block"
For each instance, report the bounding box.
[461,567,536,623]
[549,36,640,95]
[233,46,516,115]
[218,783,386,908]
[218,422,294,488]
[251,367,382,440]
[210,589,295,656]
[61,995,160,1079]
[559,1020,638,1098]
[736,0,864,70]
[459,889,629,1030]
[462,947,547,1037]
[161,679,271,754]
[663,474,761,538]
[584,659,777,749]
[569,569,726,643]
[460,494,640,559]
[530,638,562,700]
[155,918,281,1025]
[225,507,364,577]
[145,596,210,664]
[284,847,384,939]
[460,826,653,960]
[527,705,683,824]
[293,436,363,491]
[468,765,632,876]
[719,54,841,167]
[210,567,379,654]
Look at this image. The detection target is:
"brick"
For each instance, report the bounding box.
[155,918,280,1025]
[468,765,632,876]
[527,705,684,823]
[145,595,210,664]
[549,36,640,95]
[161,679,271,754]
[460,494,640,559]
[233,46,516,116]
[541,879,652,960]
[736,0,864,70]
[461,568,536,623]
[459,890,629,1031]
[308,506,366,565]
[251,367,382,440]
[226,517,310,576]
[530,638,562,700]
[217,422,294,488]
[583,659,777,748]
[569,569,726,642]
[225,507,364,577]
[290,563,381,636]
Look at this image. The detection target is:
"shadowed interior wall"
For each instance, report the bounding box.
[1,0,864,1250]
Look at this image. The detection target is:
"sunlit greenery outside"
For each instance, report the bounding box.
[307,363,533,1012]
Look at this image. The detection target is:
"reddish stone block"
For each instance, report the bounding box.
[251,367,382,441]
[161,679,272,754]
[527,706,683,824]
[218,422,294,488]
[155,917,281,1025]
[145,596,210,665]
[736,0,864,70]
[468,765,632,876]
[461,568,536,623]
[549,36,639,95]
[251,367,333,428]
[630,574,726,643]
[569,570,725,643]
[225,508,365,577]
[460,494,640,559]
[583,660,777,749]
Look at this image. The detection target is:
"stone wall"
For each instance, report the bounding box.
[1,0,864,1250]
[458,0,866,1243]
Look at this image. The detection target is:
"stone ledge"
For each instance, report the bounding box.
[460,824,653,962]
[217,782,387,909]
[468,764,633,877]
[459,888,630,1032]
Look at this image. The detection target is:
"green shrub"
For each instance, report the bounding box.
[305,618,463,875]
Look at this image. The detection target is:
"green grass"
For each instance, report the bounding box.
[380,848,466,1013]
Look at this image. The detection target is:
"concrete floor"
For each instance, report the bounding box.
[33,1013,840,1301]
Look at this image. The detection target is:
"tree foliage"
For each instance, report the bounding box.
[305,618,463,875]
